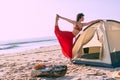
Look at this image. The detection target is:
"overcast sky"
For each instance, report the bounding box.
[0,0,120,41]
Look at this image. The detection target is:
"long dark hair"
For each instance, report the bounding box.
[76,13,84,22]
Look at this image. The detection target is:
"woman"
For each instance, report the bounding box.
[54,13,101,62]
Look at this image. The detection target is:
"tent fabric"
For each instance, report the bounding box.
[72,27,97,59]
[105,20,120,52]
[72,21,102,59]
[72,20,120,68]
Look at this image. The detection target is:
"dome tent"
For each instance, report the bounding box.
[72,20,120,68]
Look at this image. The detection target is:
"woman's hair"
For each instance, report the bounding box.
[76,13,84,22]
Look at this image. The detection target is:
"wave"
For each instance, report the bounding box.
[3,38,56,45]
[0,45,19,50]
[0,36,58,51]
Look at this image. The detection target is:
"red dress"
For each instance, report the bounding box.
[54,26,75,59]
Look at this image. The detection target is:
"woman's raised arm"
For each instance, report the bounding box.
[58,14,76,25]
[82,19,102,26]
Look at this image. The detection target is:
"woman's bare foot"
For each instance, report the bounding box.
[55,14,59,26]
[68,59,73,64]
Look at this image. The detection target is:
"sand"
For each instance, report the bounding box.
[0,45,119,80]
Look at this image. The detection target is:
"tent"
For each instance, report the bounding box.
[72,20,120,68]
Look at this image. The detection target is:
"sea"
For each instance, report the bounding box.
[0,36,59,54]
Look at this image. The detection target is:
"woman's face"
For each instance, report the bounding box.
[81,16,84,21]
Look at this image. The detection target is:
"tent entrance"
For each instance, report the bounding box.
[79,30,103,60]
[81,46,102,59]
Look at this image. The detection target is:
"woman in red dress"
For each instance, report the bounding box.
[54,13,101,62]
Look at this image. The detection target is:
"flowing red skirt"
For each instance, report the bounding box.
[54,26,75,59]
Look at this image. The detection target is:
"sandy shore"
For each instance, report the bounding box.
[0,45,119,80]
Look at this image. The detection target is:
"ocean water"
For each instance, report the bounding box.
[0,36,59,54]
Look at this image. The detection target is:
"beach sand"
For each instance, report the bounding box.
[0,45,119,80]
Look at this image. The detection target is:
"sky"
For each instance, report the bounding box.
[0,0,120,41]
